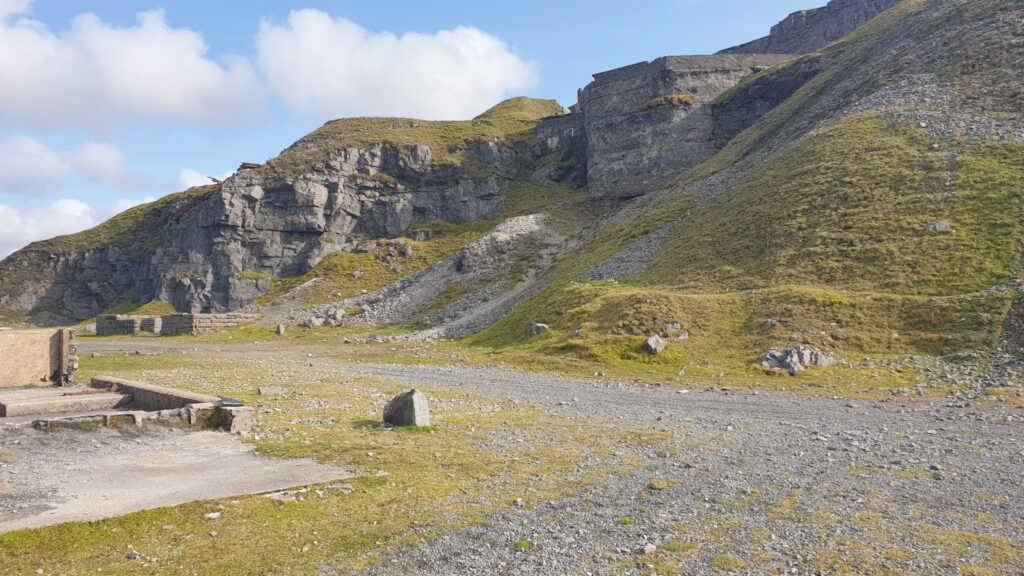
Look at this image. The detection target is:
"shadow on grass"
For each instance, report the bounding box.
[351,419,439,433]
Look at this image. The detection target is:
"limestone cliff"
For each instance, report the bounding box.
[720,0,901,55]
[537,55,790,203]
[0,99,566,323]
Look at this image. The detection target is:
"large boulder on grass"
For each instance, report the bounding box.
[644,335,668,355]
[759,345,835,376]
[527,323,549,338]
[383,389,431,427]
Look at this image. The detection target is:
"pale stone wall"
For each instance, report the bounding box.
[0,328,76,388]
[158,313,260,336]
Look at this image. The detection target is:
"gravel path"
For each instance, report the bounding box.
[334,363,1024,575]
[76,342,1024,575]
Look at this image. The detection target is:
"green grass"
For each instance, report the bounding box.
[646,115,1024,296]
[640,94,698,111]
[1,349,651,575]
[99,300,180,317]
[465,111,1022,393]
[263,97,564,180]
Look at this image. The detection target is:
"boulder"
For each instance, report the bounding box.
[644,335,668,355]
[759,345,835,376]
[383,389,431,427]
[276,324,286,336]
[528,323,550,338]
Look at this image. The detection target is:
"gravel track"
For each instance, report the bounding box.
[78,342,1024,575]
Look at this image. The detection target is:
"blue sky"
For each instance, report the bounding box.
[0,0,817,255]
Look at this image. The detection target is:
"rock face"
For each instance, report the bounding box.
[760,346,836,376]
[720,0,901,55]
[0,133,542,323]
[383,389,431,427]
[537,55,790,203]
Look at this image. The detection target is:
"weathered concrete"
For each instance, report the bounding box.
[96,314,162,336]
[0,428,354,534]
[0,328,77,388]
[96,313,258,336]
[0,389,129,417]
[91,375,221,410]
[159,313,260,336]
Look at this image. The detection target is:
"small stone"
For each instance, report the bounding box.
[258,386,285,396]
[637,543,657,555]
[276,324,286,336]
[527,323,549,338]
[126,551,143,560]
[204,512,221,520]
[209,531,218,538]
[162,524,174,531]
[932,220,953,234]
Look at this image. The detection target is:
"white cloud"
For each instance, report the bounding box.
[179,168,232,189]
[0,198,96,256]
[0,135,134,194]
[0,3,263,130]
[0,135,69,189]
[256,10,538,120]
[0,0,30,19]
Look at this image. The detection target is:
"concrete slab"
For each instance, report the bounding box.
[0,427,353,534]
[0,392,128,417]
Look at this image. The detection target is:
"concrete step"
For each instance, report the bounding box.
[0,392,130,417]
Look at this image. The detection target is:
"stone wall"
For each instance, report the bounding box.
[96,315,163,336]
[159,313,260,336]
[0,328,77,387]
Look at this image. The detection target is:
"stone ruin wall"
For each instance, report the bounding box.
[160,313,260,336]
[96,312,260,337]
[0,328,78,388]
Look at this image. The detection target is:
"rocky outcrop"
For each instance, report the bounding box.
[538,55,790,203]
[720,0,901,55]
[759,346,836,376]
[0,137,536,323]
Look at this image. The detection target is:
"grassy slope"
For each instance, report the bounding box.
[264,97,564,178]
[467,0,1024,386]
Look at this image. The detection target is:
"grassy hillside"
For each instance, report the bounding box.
[468,0,1024,386]
[265,97,565,178]
[26,186,217,255]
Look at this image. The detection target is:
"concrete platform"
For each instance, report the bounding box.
[0,387,129,417]
[0,427,354,534]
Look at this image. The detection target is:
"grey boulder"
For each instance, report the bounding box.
[383,389,431,427]
[644,335,668,355]
[528,323,550,338]
[760,345,835,376]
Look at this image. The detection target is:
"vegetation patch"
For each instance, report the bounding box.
[263,97,564,179]
[640,94,699,111]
